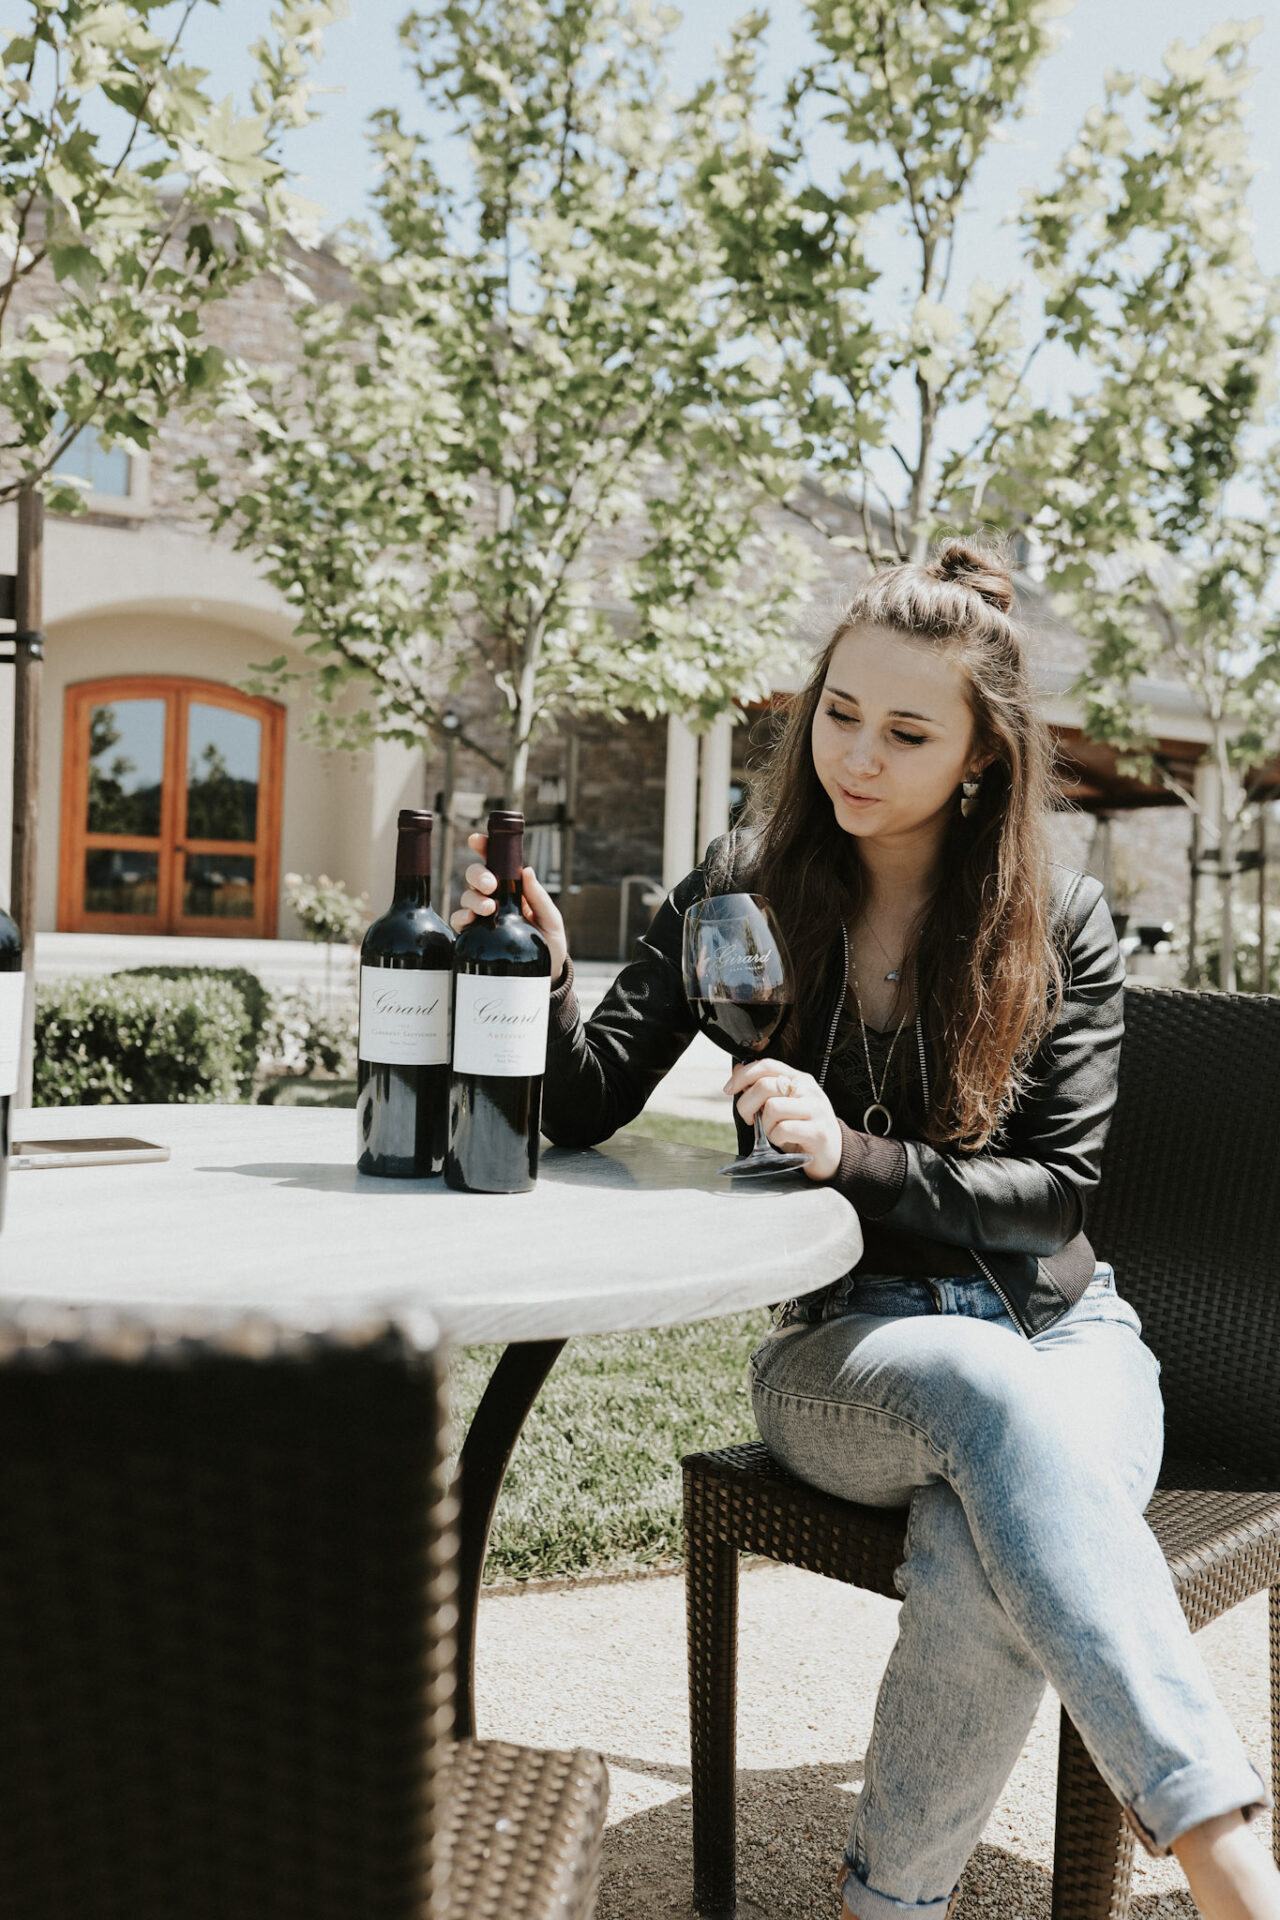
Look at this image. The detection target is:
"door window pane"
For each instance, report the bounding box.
[84,849,159,916]
[183,853,256,920]
[186,704,261,842]
[86,701,165,836]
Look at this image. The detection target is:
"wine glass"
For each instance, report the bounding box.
[682,893,811,1180]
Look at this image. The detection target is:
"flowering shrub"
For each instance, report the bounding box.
[261,987,357,1079]
[283,871,369,945]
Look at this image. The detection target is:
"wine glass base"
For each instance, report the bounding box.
[717,1149,812,1180]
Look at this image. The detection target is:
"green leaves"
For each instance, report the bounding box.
[681,0,1068,561]
[195,0,814,804]
[0,0,343,506]
[1019,23,1279,797]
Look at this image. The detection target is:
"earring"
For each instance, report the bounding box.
[960,774,981,818]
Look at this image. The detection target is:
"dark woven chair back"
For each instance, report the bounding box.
[1090,986,1280,1484]
[0,1313,454,1920]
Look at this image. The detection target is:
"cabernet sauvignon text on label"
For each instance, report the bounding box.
[359,965,452,1066]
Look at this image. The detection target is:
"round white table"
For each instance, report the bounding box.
[3,1103,863,1731]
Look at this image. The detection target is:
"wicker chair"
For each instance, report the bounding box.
[0,1304,607,1920]
[683,985,1280,1920]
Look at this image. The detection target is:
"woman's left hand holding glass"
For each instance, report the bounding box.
[724,1061,842,1182]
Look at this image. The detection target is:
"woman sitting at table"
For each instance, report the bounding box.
[451,539,1280,1920]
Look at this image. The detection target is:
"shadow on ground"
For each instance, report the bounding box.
[597,1757,1196,1920]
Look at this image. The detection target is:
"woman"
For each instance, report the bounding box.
[452,540,1280,1920]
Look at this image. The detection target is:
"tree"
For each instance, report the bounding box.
[192,0,815,808]
[1014,24,1278,989]
[1,0,342,509]
[683,0,1077,565]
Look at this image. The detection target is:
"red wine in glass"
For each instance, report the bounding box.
[682,893,810,1179]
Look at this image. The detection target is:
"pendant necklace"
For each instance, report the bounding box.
[864,918,904,983]
[848,943,910,1138]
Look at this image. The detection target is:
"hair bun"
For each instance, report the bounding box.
[931,539,1015,615]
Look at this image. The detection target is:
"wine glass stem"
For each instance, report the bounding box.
[752,1112,771,1156]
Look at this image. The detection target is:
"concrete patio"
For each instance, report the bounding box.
[476,1561,1271,1920]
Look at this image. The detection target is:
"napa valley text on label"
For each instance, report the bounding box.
[452,972,550,1078]
[0,971,24,1098]
[359,965,452,1066]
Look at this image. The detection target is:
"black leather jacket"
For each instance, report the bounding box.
[543,834,1125,1337]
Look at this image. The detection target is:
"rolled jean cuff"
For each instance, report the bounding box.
[1124,1758,1271,1857]
[840,1858,959,1920]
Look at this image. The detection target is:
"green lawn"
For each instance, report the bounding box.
[451,1107,769,1585]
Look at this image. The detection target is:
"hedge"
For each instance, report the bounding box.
[34,976,252,1106]
[115,964,272,1097]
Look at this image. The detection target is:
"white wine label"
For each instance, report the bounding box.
[452,973,550,1077]
[359,966,451,1067]
[0,970,24,1099]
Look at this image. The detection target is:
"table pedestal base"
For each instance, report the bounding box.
[453,1338,567,1739]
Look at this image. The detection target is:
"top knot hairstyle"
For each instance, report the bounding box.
[744,536,1063,1151]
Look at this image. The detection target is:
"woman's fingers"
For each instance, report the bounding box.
[739,1086,808,1128]
[521,862,564,930]
[724,1056,791,1097]
[725,1066,842,1181]
[728,1063,811,1120]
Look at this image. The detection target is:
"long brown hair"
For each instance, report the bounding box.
[743,537,1062,1151]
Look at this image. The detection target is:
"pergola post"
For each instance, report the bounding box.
[1187,808,1201,989]
[1258,800,1269,993]
[1086,812,1115,906]
[696,711,733,862]
[662,714,698,890]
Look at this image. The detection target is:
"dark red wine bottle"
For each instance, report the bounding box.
[446,810,551,1194]
[0,905,22,1232]
[356,810,455,1177]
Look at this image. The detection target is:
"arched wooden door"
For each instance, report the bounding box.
[59,677,285,937]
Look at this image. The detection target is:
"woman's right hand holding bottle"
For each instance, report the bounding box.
[451,831,570,983]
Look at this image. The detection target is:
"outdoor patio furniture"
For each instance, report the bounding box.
[0,1107,863,1743]
[682,984,1280,1920]
[0,1303,607,1920]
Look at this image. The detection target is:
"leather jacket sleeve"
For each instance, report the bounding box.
[857,876,1125,1255]
[540,864,705,1148]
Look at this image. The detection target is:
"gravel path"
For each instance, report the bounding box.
[475,1563,1272,1919]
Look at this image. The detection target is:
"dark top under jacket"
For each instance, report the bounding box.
[541,831,1126,1337]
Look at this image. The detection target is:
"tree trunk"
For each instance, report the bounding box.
[504,732,529,813]
[503,630,543,814]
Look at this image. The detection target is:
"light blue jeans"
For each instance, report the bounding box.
[749,1267,1269,1920]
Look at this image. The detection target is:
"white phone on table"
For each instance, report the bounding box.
[10,1137,170,1170]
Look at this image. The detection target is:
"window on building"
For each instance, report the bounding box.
[51,419,132,499]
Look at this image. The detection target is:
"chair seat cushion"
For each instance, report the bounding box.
[684,1443,1280,1630]
[443,1739,609,1920]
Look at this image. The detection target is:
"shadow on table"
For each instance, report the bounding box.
[593,1754,1195,1920]
[199,1133,804,1199]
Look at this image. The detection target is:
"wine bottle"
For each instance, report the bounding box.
[0,905,23,1234]
[446,809,551,1194]
[356,809,455,1177]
